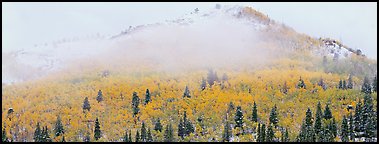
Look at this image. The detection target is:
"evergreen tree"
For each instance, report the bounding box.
[61,135,66,142]
[200,77,207,91]
[227,102,235,114]
[363,94,375,140]
[135,130,140,142]
[257,123,261,142]
[354,100,363,139]
[297,77,306,89]
[54,115,64,137]
[2,127,8,142]
[154,118,162,132]
[342,80,347,90]
[341,115,349,142]
[84,131,90,142]
[164,123,174,142]
[348,112,354,141]
[318,78,327,90]
[283,128,289,142]
[94,117,101,141]
[207,69,218,87]
[314,102,323,141]
[183,86,191,98]
[252,101,258,122]
[373,75,377,92]
[331,118,337,138]
[338,79,343,89]
[298,108,315,142]
[178,118,185,138]
[82,97,91,112]
[123,130,129,142]
[34,122,42,142]
[132,92,140,117]
[347,74,353,89]
[361,76,372,94]
[269,105,278,127]
[96,90,103,103]
[261,124,266,142]
[144,89,151,105]
[141,122,147,142]
[266,124,275,142]
[323,122,334,142]
[222,120,232,142]
[147,128,153,142]
[234,106,244,129]
[128,130,132,142]
[323,104,333,120]
[43,126,52,142]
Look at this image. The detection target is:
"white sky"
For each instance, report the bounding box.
[2,2,377,59]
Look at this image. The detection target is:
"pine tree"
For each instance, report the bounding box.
[338,79,343,89]
[373,75,377,92]
[164,123,174,142]
[132,92,140,117]
[269,105,278,127]
[362,94,375,140]
[61,135,66,142]
[178,118,185,138]
[182,111,194,136]
[257,123,261,142]
[82,97,91,112]
[347,74,353,89]
[252,101,258,122]
[147,128,153,142]
[222,120,232,142]
[200,77,207,91]
[141,122,147,142]
[135,130,140,142]
[261,124,266,142]
[54,115,64,136]
[266,124,275,142]
[318,78,327,90]
[183,86,191,98]
[33,122,42,142]
[361,76,372,94]
[154,118,162,132]
[96,90,103,103]
[297,77,306,89]
[128,130,132,142]
[2,127,8,142]
[354,99,363,139]
[123,130,128,142]
[323,104,333,120]
[342,80,347,90]
[283,128,289,142]
[144,89,151,105]
[348,112,354,141]
[94,117,101,141]
[341,115,349,142]
[314,102,323,141]
[298,108,315,142]
[323,122,334,142]
[331,118,337,138]
[43,126,52,142]
[207,69,218,87]
[234,106,244,129]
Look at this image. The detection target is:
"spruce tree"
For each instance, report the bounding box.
[341,115,349,142]
[314,102,323,141]
[128,130,132,142]
[347,75,353,89]
[183,86,191,98]
[318,78,327,90]
[283,128,289,142]
[132,92,140,117]
[354,100,363,139]
[135,130,140,142]
[222,120,232,142]
[154,118,162,132]
[234,106,244,129]
[269,105,278,127]
[123,130,129,142]
[178,118,185,138]
[342,80,347,90]
[141,122,147,142]
[61,135,66,142]
[323,104,333,120]
[82,97,91,112]
[361,76,372,94]
[257,123,261,142]
[338,79,342,89]
[363,94,375,140]
[252,101,258,122]
[164,123,174,142]
[96,90,103,103]
[43,126,52,142]
[348,112,354,141]
[54,115,64,137]
[261,124,266,142]
[297,77,306,89]
[298,108,315,142]
[94,117,101,141]
[34,122,42,142]
[147,128,153,142]
[266,124,275,142]
[331,118,337,138]
[144,89,151,105]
